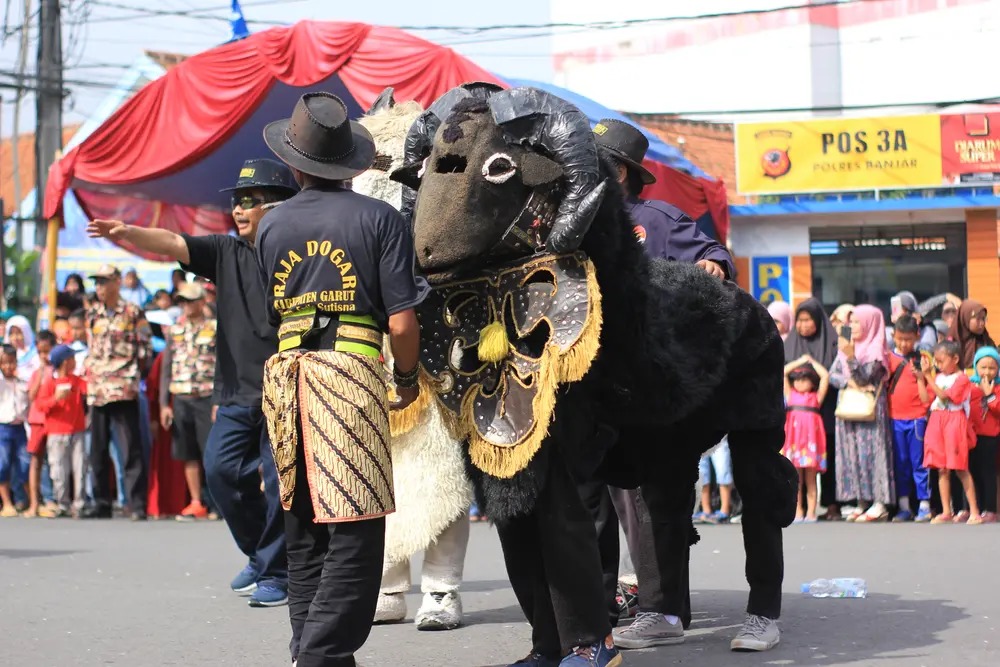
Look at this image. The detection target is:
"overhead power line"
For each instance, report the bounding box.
[632,96,1000,118]
[245,0,892,31]
[84,0,307,24]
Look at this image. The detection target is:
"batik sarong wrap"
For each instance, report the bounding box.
[263,349,394,523]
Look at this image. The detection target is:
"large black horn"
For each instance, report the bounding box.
[395,82,504,221]
[488,87,606,253]
[367,87,396,115]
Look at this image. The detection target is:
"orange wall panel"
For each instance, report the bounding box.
[966,209,1000,319]
[790,255,812,308]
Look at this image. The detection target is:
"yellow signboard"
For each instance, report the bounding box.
[735,114,943,195]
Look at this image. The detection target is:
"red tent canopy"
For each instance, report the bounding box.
[45,21,728,261]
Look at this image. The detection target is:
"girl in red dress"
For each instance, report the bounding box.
[922,340,981,524]
[783,354,830,522]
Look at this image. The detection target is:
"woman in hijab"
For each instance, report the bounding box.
[784,298,841,519]
[829,304,895,522]
[767,301,793,340]
[4,315,40,382]
[949,300,995,369]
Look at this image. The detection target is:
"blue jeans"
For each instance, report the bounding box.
[0,423,29,504]
[892,417,930,501]
[204,404,287,589]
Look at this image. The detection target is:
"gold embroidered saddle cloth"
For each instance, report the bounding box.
[262,311,393,523]
[403,252,602,479]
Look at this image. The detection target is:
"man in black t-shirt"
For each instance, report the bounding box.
[257,92,426,667]
[86,158,298,609]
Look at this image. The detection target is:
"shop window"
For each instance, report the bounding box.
[810,223,966,316]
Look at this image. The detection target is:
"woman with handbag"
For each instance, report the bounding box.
[829,305,896,523]
[785,298,841,520]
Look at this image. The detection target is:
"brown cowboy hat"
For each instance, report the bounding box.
[593,118,656,185]
[264,92,376,181]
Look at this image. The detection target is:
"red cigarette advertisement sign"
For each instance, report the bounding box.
[940,112,1000,185]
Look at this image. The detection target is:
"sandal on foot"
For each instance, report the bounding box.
[967,514,984,525]
[930,513,954,524]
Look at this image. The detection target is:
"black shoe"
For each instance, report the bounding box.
[80,505,113,519]
[130,511,148,522]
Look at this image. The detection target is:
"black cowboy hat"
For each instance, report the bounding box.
[219,158,299,196]
[264,92,376,181]
[593,118,656,185]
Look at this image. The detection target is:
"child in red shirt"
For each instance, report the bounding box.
[887,316,933,522]
[24,330,56,518]
[969,346,1000,522]
[35,345,88,517]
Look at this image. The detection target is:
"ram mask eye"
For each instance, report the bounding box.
[482,153,518,184]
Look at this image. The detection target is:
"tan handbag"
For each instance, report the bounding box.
[835,384,881,422]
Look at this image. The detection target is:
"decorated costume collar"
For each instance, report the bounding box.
[395,252,602,479]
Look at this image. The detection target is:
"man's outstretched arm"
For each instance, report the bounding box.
[87,219,190,265]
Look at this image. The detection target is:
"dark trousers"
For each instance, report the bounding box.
[971,435,999,513]
[285,459,385,667]
[90,400,145,513]
[630,460,699,627]
[497,449,611,658]
[578,480,621,628]
[203,404,287,587]
[627,430,785,622]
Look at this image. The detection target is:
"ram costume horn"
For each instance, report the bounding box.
[353,87,474,632]
[392,84,798,659]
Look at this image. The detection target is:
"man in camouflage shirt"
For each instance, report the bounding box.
[83,264,152,520]
[160,282,217,521]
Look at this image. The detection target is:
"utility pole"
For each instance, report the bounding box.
[10,0,33,251]
[34,0,61,321]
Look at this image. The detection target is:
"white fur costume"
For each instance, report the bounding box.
[354,98,473,630]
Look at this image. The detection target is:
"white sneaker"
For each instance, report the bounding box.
[415,591,462,631]
[731,614,780,651]
[373,592,406,624]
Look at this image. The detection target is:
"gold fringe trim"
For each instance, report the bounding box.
[388,372,436,437]
[461,258,604,479]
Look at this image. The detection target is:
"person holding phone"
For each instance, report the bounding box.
[829,305,896,523]
[887,315,933,522]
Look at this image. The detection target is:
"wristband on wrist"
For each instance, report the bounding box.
[393,364,419,389]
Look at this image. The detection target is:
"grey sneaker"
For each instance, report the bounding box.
[612,611,684,649]
[730,614,780,651]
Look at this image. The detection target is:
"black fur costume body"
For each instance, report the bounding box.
[399,83,797,525]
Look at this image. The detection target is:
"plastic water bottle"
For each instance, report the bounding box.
[800,578,867,598]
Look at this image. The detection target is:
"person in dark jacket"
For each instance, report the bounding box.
[594,118,733,279]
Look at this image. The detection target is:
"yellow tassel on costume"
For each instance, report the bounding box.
[478,321,509,363]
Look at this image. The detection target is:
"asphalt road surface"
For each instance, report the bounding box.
[2,519,997,666]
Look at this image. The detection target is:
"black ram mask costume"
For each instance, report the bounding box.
[391,83,799,662]
[393,85,795,519]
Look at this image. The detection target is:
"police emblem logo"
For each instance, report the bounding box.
[633,225,647,244]
[755,129,792,179]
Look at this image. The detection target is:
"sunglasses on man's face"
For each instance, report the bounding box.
[231,194,267,210]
